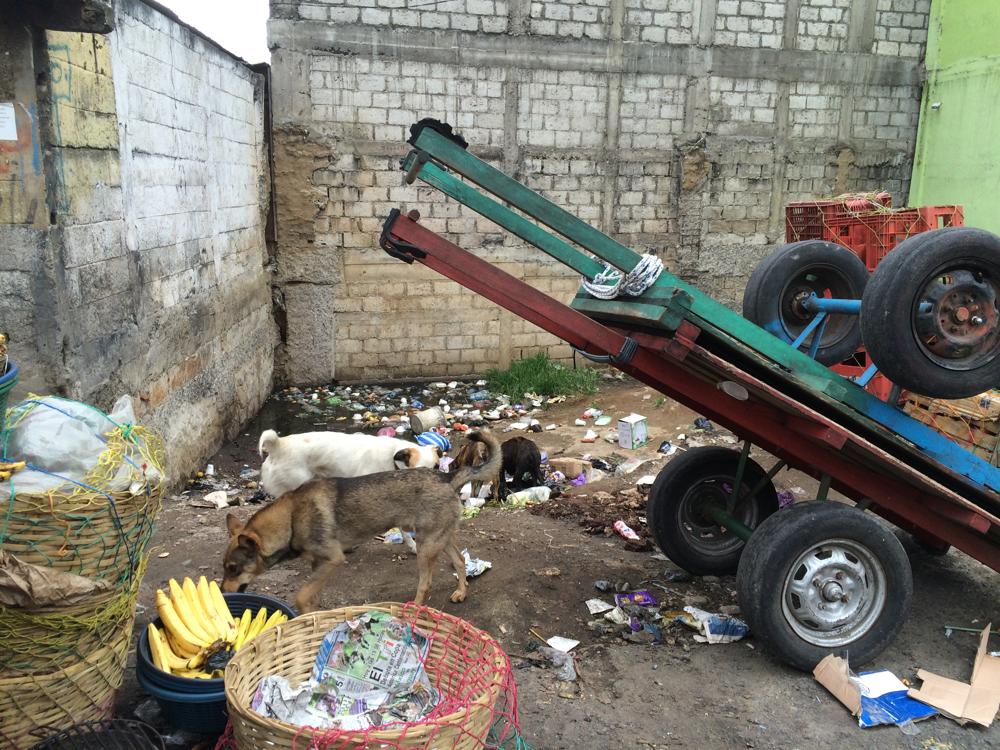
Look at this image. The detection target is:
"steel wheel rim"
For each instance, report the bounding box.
[778,263,856,350]
[912,260,1000,371]
[781,538,887,647]
[675,476,762,559]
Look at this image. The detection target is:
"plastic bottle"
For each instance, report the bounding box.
[506,486,551,504]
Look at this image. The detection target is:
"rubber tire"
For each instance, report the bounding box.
[736,502,912,671]
[647,447,779,575]
[743,241,869,365]
[860,227,1000,398]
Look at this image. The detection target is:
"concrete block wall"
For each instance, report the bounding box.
[0,0,274,482]
[269,0,929,383]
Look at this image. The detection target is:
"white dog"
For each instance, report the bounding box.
[258,429,442,499]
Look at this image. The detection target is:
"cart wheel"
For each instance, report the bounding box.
[860,227,1000,399]
[646,447,779,575]
[743,241,868,365]
[736,502,912,671]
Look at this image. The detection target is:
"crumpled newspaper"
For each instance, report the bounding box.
[252,611,439,730]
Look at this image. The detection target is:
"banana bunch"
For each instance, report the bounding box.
[149,576,288,679]
[0,460,26,482]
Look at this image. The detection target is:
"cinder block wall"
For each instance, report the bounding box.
[0,0,274,482]
[269,0,928,384]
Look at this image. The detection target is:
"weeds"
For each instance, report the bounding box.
[485,353,600,398]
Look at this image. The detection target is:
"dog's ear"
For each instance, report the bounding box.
[394,448,415,469]
[226,513,244,536]
[237,531,261,553]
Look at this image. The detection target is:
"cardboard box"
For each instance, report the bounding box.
[618,413,648,450]
[908,623,1000,727]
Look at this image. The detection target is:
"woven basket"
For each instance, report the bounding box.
[905,391,1000,465]
[0,617,132,750]
[225,603,509,750]
[0,574,142,675]
[0,486,161,585]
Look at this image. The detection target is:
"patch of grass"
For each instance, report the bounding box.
[485,353,600,398]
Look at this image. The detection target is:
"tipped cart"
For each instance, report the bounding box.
[379,120,1000,671]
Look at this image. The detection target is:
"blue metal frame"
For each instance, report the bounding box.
[801,294,863,315]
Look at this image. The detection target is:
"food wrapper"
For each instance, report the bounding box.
[251,611,439,730]
[614,590,657,607]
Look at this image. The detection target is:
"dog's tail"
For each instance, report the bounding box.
[258,429,280,458]
[449,430,501,490]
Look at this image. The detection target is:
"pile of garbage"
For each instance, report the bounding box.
[274,379,535,435]
[584,580,747,646]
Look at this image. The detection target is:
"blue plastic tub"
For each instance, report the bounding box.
[135,591,295,734]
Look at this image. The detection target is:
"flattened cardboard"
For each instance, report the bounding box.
[908,623,1000,727]
[814,654,862,716]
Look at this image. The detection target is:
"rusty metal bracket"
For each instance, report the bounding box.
[664,320,701,361]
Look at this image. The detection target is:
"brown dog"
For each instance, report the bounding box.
[452,435,543,501]
[222,430,500,613]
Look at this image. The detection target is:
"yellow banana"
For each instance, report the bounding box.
[149,623,195,672]
[232,608,253,650]
[260,608,285,635]
[176,668,214,679]
[244,607,269,644]
[164,627,199,658]
[183,577,222,642]
[169,578,215,646]
[147,623,170,672]
[155,590,205,654]
[0,460,25,472]
[209,579,237,636]
[168,579,214,645]
[196,576,230,642]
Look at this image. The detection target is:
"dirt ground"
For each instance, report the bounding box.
[127,380,999,749]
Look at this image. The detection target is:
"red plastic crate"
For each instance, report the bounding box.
[785,197,963,271]
[784,195,964,401]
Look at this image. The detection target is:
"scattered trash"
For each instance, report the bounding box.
[613,520,641,541]
[203,490,230,509]
[777,489,796,508]
[157,552,170,558]
[581,429,598,443]
[614,457,646,475]
[594,580,613,592]
[506,486,551,505]
[614,591,657,607]
[674,606,749,644]
[602,431,619,443]
[585,598,615,615]
[205,463,215,476]
[544,423,557,430]
[618,414,648,449]
[604,607,630,626]
[909,623,1000,726]
[693,417,714,431]
[594,415,612,426]
[546,636,579,653]
[636,475,656,487]
[657,440,677,456]
[533,567,561,577]
[459,549,492,578]
[814,655,938,729]
[574,418,587,427]
[415,431,450,451]
[537,647,577,681]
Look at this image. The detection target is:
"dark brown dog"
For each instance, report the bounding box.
[222,430,500,613]
[452,435,543,500]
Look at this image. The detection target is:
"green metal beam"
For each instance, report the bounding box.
[413,128,641,272]
[404,153,605,278]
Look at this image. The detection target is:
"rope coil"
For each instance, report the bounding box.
[581,252,664,299]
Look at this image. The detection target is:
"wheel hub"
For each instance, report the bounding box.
[781,539,886,647]
[916,269,1000,368]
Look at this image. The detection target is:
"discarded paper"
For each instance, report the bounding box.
[814,655,938,728]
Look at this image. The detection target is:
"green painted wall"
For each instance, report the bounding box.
[908,0,1000,234]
